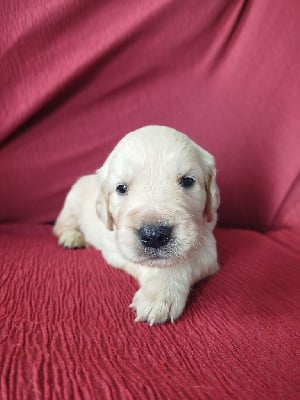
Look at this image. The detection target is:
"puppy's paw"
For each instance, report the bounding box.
[130,286,187,325]
[58,230,87,249]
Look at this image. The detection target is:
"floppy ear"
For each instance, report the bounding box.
[95,165,114,231]
[196,145,220,223]
[204,164,220,223]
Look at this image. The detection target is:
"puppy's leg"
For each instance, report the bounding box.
[54,212,87,249]
[53,182,87,249]
[129,237,219,325]
[55,223,86,249]
[130,264,192,325]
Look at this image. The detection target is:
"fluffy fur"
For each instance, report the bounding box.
[54,125,220,324]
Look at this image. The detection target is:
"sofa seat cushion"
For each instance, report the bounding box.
[0,225,299,399]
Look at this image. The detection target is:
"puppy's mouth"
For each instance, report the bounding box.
[116,220,204,268]
[138,243,176,262]
[120,235,185,267]
[134,237,196,267]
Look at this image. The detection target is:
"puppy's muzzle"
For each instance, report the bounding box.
[137,224,173,249]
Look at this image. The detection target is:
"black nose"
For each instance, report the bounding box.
[138,224,173,249]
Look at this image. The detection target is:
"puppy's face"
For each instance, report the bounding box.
[96,126,219,267]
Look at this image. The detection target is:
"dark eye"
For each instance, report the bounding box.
[179,176,195,189]
[116,184,128,195]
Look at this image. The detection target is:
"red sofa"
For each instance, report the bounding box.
[0,1,299,399]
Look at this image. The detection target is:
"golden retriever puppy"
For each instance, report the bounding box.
[54,125,220,324]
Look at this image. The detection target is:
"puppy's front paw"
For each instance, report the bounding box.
[58,230,87,249]
[130,286,188,325]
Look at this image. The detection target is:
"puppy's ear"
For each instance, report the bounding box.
[204,164,220,223]
[196,145,220,223]
[95,165,114,231]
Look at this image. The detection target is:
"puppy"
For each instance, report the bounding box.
[54,125,220,325]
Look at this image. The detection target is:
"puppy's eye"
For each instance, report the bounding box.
[179,176,195,189]
[116,184,128,195]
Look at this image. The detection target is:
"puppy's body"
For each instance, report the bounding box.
[54,126,220,324]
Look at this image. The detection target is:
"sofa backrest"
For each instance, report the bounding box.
[0,1,299,231]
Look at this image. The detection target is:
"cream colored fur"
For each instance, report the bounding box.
[54,125,220,325]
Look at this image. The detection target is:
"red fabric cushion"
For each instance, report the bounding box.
[0,225,299,399]
[0,1,299,230]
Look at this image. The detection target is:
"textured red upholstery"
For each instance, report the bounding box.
[0,1,299,399]
[1,0,299,231]
[0,226,299,399]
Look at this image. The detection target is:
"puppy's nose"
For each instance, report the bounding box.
[138,224,173,249]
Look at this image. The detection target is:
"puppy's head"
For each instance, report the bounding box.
[96,126,219,267]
